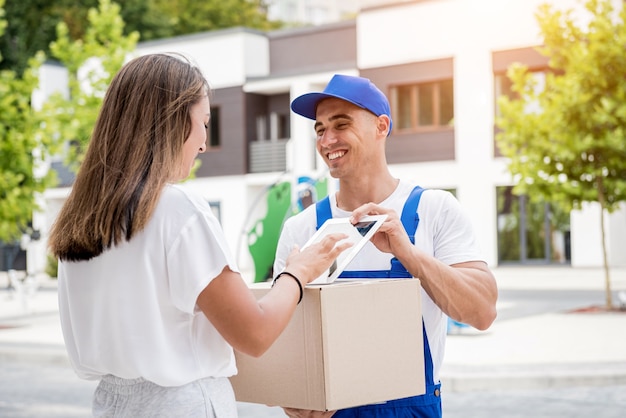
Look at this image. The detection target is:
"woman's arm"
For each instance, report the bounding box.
[197,233,351,357]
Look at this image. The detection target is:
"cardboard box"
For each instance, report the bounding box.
[229,279,425,411]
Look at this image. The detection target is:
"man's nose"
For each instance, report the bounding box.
[318,130,337,147]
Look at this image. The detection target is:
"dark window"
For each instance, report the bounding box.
[276,113,290,140]
[208,107,220,148]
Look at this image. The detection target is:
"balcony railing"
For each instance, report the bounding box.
[249,139,288,173]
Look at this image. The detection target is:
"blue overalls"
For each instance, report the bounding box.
[315,186,442,418]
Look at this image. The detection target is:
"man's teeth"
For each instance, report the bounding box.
[328,151,345,160]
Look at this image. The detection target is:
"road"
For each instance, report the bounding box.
[1,359,625,418]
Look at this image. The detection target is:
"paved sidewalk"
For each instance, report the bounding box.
[442,266,626,391]
[1,266,626,392]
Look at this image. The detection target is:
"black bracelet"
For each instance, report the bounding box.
[272,271,303,305]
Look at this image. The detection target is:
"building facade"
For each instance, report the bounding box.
[36,0,626,279]
[266,0,399,26]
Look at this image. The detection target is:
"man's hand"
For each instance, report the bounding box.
[350,203,411,257]
[282,407,336,418]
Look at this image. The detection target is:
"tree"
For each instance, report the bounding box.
[0,0,51,244]
[0,0,68,76]
[0,0,282,76]
[496,0,626,309]
[153,0,282,36]
[37,0,139,171]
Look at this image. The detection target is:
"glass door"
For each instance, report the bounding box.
[496,186,570,264]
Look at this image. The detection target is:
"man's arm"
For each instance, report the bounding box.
[400,255,496,330]
[350,201,497,330]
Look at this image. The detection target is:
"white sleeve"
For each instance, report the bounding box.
[430,191,485,265]
[167,211,239,314]
[273,217,296,276]
[273,206,318,276]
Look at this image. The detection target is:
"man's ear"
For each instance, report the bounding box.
[377,115,391,136]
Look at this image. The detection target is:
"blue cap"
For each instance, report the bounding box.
[291,74,393,135]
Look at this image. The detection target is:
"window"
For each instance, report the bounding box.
[274,113,290,140]
[208,201,221,223]
[208,107,220,148]
[494,70,546,116]
[390,79,454,132]
[256,115,268,142]
[256,112,290,141]
[494,73,514,101]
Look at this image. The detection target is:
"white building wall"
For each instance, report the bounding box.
[571,203,606,267]
[609,205,626,266]
[33,0,626,276]
[571,202,626,267]
[356,0,626,267]
[137,29,269,88]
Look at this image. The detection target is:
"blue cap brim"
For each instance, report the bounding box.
[291,92,353,121]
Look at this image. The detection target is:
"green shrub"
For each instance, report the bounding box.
[46,253,58,279]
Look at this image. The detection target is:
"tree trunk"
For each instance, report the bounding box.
[598,187,613,309]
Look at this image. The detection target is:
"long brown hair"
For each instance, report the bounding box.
[49,53,210,261]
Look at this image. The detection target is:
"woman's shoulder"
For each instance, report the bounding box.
[154,184,214,224]
[161,184,208,208]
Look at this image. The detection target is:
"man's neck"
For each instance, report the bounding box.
[336,174,399,211]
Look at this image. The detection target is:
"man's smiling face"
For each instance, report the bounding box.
[313,98,381,179]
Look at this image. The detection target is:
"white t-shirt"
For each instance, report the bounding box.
[58,184,239,387]
[273,180,485,384]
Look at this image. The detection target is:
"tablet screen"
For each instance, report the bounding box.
[302,214,388,284]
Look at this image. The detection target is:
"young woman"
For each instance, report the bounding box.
[48,53,349,417]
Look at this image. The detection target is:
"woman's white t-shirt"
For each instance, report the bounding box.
[58,184,239,387]
[273,180,485,384]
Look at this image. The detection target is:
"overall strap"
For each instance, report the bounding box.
[385,185,425,277]
[400,186,424,245]
[315,196,332,230]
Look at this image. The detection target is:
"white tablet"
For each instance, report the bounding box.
[302,214,388,284]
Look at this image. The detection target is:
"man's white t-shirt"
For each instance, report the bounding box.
[58,184,239,387]
[273,180,485,384]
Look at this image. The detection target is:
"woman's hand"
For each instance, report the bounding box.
[283,233,352,285]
